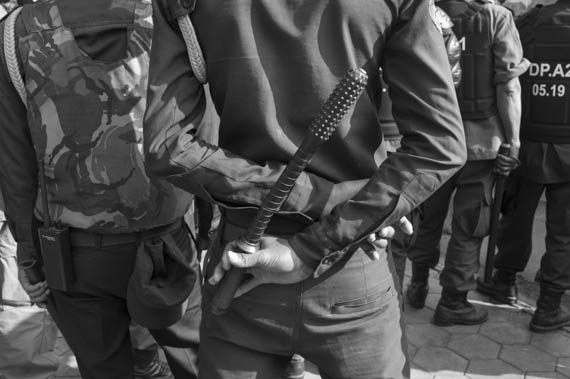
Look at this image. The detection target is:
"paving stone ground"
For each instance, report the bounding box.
[49,264,570,379]
[49,198,570,378]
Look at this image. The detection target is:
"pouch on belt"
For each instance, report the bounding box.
[127,233,195,329]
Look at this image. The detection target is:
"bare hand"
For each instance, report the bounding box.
[208,216,414,297]
[208,237,312,297]
[18,266,50,307]
[362,216,414,260]
[494,144,520,176]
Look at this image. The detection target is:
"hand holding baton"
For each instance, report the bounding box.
[210,68,369,315]
[484,143,511,283]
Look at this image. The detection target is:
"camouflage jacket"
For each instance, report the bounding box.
[1,0,192,240]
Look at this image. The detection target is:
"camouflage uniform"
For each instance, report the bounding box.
[406,0,529,325]
[145,0,468,377]
[0,1,201,377]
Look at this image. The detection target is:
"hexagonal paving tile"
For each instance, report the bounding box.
[441,323,481,335]
[484,303,517,322]
[425,293,441,311]
[407,323,450,347]
[448,334,501,360]
[481,321,532,345]
[509,309,534,326]
[466,359,523,379]
[427,277,441,295]
[405,306,435,325]
[501,344,557,372]
[510,310,534,325]
[413,346,468,376]
[410,366,434,379]
[526,371,570,379]
[531,333,570,357]
[557,357,570,378]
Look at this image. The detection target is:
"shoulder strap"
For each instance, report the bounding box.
[3,6,26,105]
[177,13,207,84]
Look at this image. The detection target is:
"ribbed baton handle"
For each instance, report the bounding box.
[210,68,368,315]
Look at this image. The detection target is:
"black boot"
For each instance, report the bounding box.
[433,290,488,326]
[283,354,305,379]
[530,286,570,333]
[477,270,518,304]
[133,347,174,379]
[405,264,429,309]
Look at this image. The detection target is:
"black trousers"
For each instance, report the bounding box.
[496,176,570,291]
[47,222,201,379]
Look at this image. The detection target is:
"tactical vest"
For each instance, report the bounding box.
[379,6,462,138]
[16,0,192,232]
[438,0,497,120]
[518,8,570,143]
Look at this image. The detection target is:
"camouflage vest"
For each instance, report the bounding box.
[439,0,497,120]
[17,0,192,232]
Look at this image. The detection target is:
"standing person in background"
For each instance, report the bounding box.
[0,187,60,379]
[0,1,202,378]
[144,1,467,378]
[1,3,178,379]
[382,4,464,287]
[405,0,529,327]
[477,0,570,332]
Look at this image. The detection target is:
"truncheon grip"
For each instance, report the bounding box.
[210,68,368,315]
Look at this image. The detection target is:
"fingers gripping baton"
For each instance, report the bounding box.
[210,68,368,315]
[484,143,511,283]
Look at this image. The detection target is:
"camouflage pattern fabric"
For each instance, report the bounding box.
[17,0,192,232]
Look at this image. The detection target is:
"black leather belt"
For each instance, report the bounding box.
[69,219,182,248]
[222,208,310,236]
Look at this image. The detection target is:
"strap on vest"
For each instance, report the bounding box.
[3,7,26,105]
[176,10,207,84]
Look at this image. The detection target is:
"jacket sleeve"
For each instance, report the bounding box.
[492,6,530,84]
[144,0,362,221]
[0,21,41,265]
[288,0,467,268]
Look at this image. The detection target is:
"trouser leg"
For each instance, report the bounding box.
[495,177,544,273]
[406,176,456,269]
[149,223,202,379]
[199,333,291,379]
[200,218,409,379]
[440,160,494,293]
[150,279,201,379]
[390,208,423,288]
[302,252,408,379]
[48,243,137,379]
[538,181,570,291]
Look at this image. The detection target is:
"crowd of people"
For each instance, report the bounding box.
[0,0,568,378]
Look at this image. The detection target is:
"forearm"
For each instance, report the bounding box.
[290,0,467,267]
[496,77,522,150]
[145,1,363,220]
[0,95,39,263]
[0,23,40,263]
